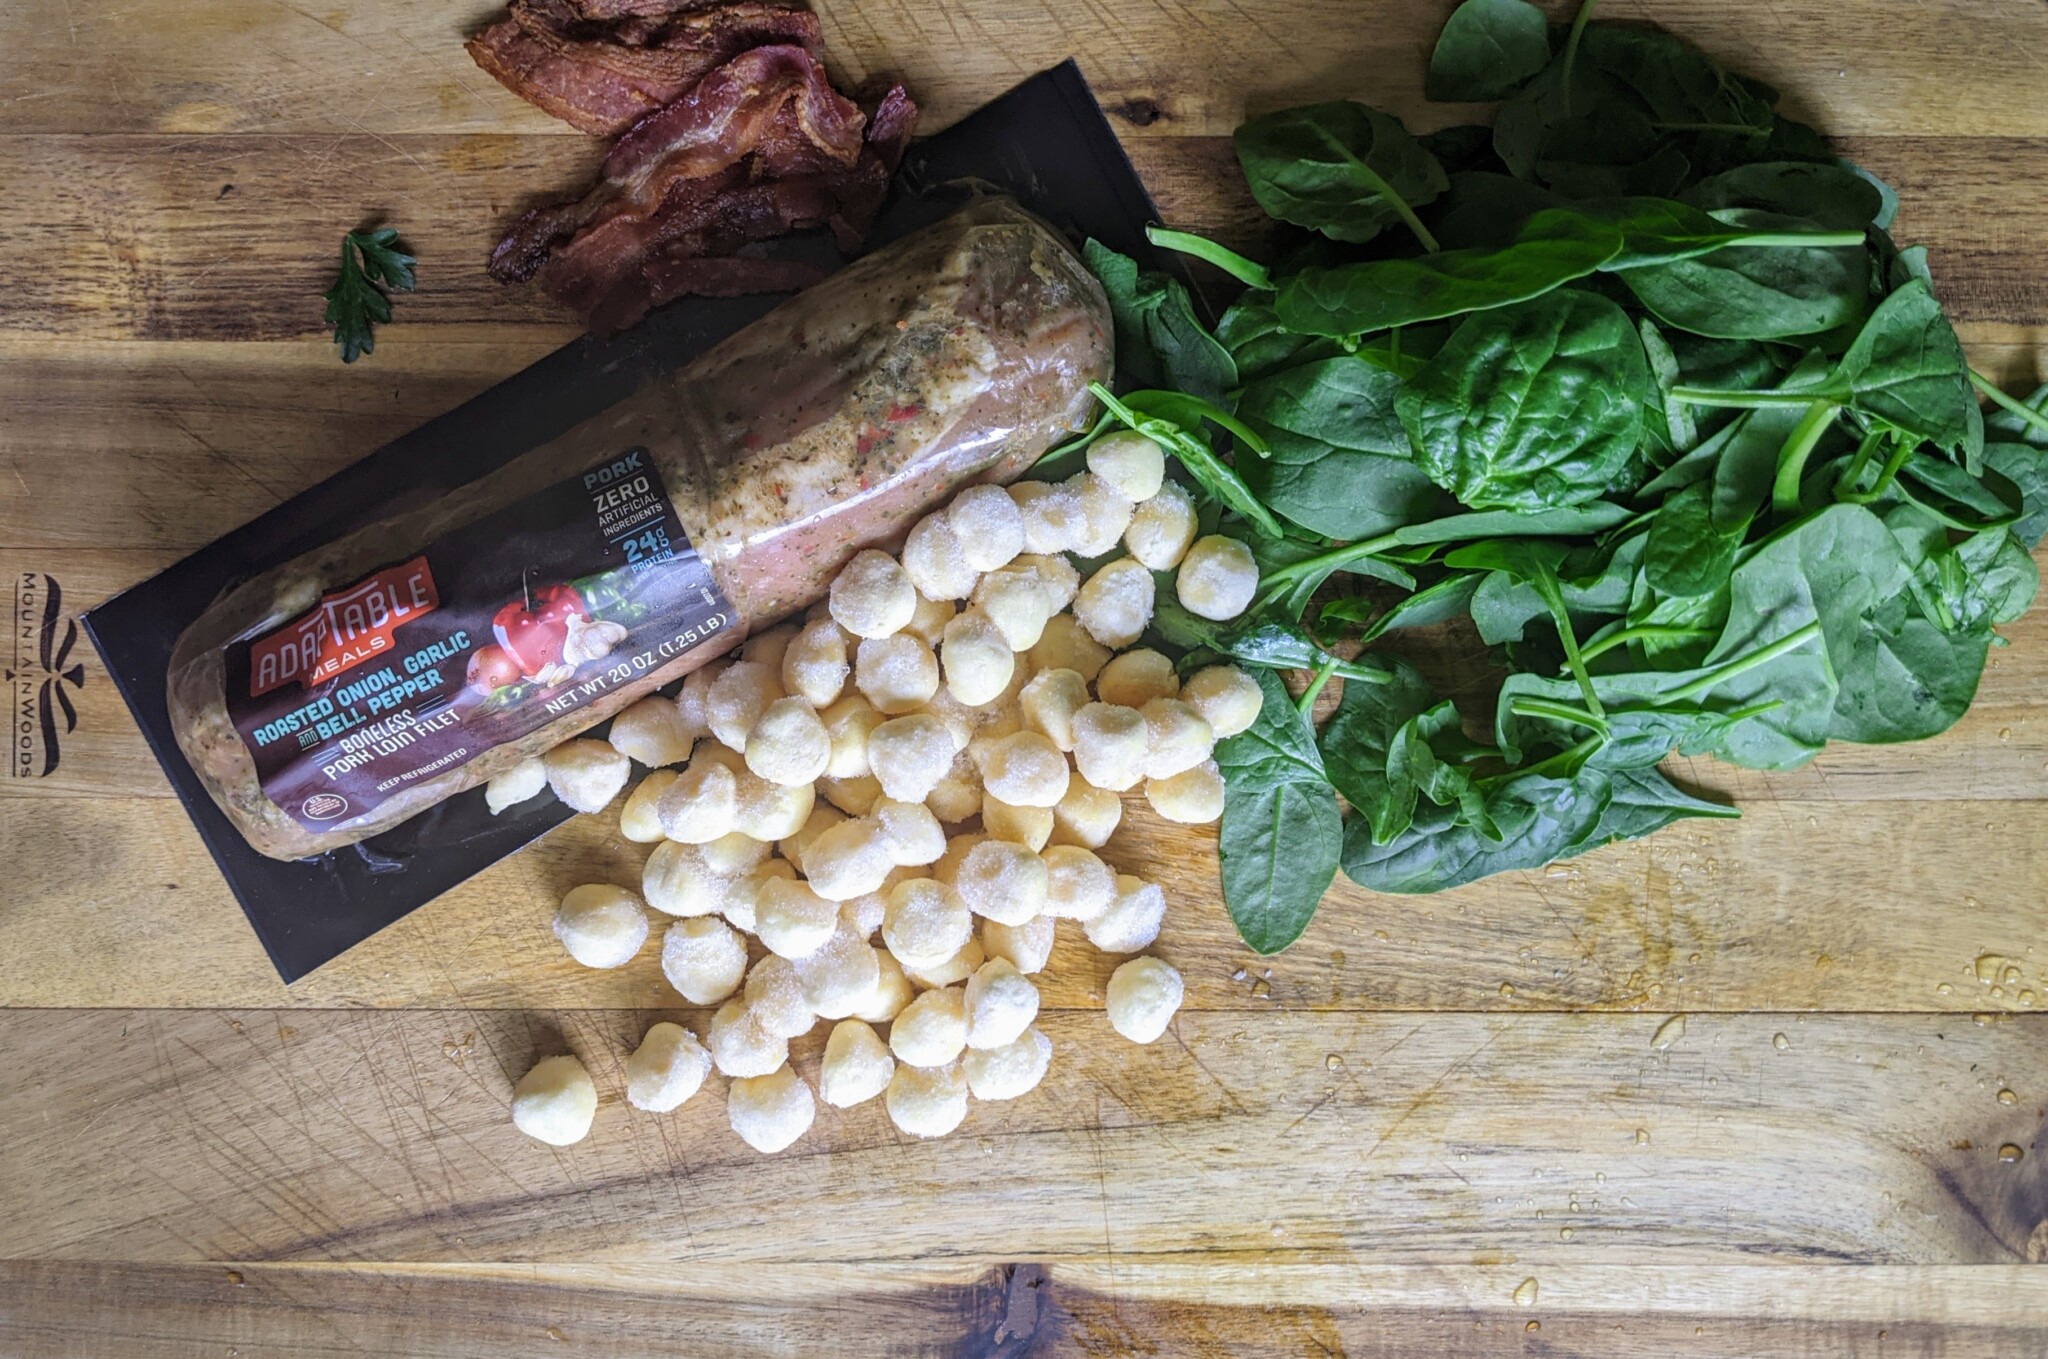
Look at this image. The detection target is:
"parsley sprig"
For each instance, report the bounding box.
[323,228,415,363]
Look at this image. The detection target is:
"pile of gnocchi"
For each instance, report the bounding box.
[493,433,1264,1153]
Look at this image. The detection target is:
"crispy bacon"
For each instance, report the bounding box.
[466,0,822,136]
[488,41,917,334]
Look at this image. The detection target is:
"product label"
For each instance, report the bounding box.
[224,449,732,832]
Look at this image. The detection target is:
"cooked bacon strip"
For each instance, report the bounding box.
[466,0,821,136]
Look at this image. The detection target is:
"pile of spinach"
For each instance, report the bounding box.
[1058,0,2048,953]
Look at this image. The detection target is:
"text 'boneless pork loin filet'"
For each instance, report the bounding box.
[168,199,1112,860]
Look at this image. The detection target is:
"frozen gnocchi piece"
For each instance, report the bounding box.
[744,696,831,787]
[819,1019,896,1109]
[901,936,985,988]
[1042,844,1116,922]
[829,549,917,639]
[1029,613,1111,682]
[890,984,968,1066]
[1124,482,1198,571]
[705,660,784,752]
[1145,759,1225,824]
[1019,667,1089,751]
[1049,778,1122,849]
[981,913,1056,974]
[873,798,946,867]
[1011,477,1085,555]
[730,766,816,841]
[511,1055,598,1146]
[881,878,973,968]
[728,1064,815,1154]
[925,758,983,824]
[948,483,1026,572]
[981,795,1054,852]
[674,662,720,737]
[801,815,895,901]
[866,712,956,803]
[552,884,649,969]
[744,954,817,1040]
[656,759,738,843]
[964,958,1039,1050]
[1006,553,1081,612]
[795,928,885,1019]
[722,857,795,933]
[619,768,679,843]
[963,1027,1052,1102]
[609,695,698,768]
[1106,956,1184,1044]
[821,695,883,778]
[1096,649,1179,709]
[544,739,632,814]
[979,731,1070,808]
[484,756,549,814]
[952,838,1048,926]
[901,511,981,601]
[755,876,841,959]
[624,1022,711,1113]
[1073,558,1156,649]
[854,949,915,1022]
[818,773,884,817]
[1087,430,1167,502]
[740,622,799,672]
[707,998,789,1078]
[972,567,1058,651]
[780,804,847,869]
[1180,664,1263,739]
[939,609,1017,707]
[642,841,724,917]
[1176,534,1259,622]
[848,632,938,717]
[841,891,888,940]
[1085,874,1167,954]
[782,615,851,709]
[904,591,956,648]
[1070,702,1149,792]
[661,916,748,1004]
[697,829,772,878]
[1141,697,1216,779]
[1063,471,1137,558]
[885,1059,969,1139]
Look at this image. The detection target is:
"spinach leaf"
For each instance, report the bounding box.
[1242,449,1442,540]
[1397,289,1650,511]
[1216,669,1342,953]
[1083,240,1236,401]
[1583,767,1739,846]
[1682,160,1886,232]
[1151,594,1393,681]
[1618,209,1868,339]
[1219,780,1343,953]
[1318,658,1438,842]
[1340,770,1612,894]
[1234,102,1449,249]
[1337,572,1484,644]
[1638,318,1696,451]
[1236,356,1409,463]
[1983,442,2048,549]
[1216,296,1340,384]
[1426,0,1551,102]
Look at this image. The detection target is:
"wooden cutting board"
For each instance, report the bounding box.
[1,1,2043,1353]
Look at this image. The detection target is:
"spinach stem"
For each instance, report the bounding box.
[1717,230,1868,249]
[1506,735,1604,783]
[1664,621,1824,702]
[1576,624,1713,664]
[1831,426,1886,500]
[1559,0,1599,117]
[1145,227,1275,291]
[1668,386,1832,409]
[1534,570,1604,719]
[1838,434,1914,505]
[1970,368,2048,436]
[1770,400,1842,517]
[1508,696,1611,739]
[1296,655,1341,718]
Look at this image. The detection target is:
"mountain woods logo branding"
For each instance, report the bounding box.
[8,573,86,778]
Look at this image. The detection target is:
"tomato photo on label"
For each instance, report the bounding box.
[492,582,586,677]
[466,643,523,695]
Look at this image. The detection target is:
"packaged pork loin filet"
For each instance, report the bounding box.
[167,197,1112,860]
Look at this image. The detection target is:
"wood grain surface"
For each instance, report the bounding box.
[2,0,2046,1353]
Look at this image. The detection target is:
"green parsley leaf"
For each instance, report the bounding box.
[323,227,416,363]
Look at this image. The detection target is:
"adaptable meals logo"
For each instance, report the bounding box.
[8,573,85,778]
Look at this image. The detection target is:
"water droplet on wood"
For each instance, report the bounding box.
[1650,1014,1687,1050]
[1772,1032,1790,1052]
[1998,1144,2025,1164]
[1512,1277,1539,1306]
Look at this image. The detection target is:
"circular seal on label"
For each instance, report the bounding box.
[302,792,350,821]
